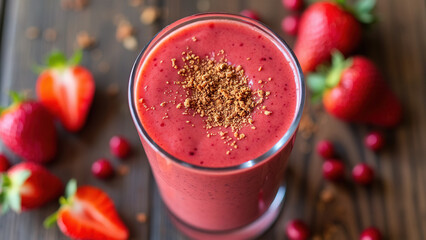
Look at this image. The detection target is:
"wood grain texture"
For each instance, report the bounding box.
[0,0,425,239]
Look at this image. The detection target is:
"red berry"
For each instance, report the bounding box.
[240,9,260,21]
[282,0,304,11]
[110,136,131,158]
[281,15,300,36]
[364,131,385,151]
[92,159,114,179]
[286,219,310,240]
[0,153,10,172]
[322,159,345,181]
[360,227,382,240]
[316,140,335,158]
[352,163,374,185]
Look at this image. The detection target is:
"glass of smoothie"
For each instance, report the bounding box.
[129,13,304,239]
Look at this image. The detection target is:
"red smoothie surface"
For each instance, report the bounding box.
[135,19,297,168]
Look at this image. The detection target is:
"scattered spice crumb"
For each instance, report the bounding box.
[138,98,144,103]
[192,36,197,42]
[312,235,322,240]
[176,103,182,109]
[123,36,138,51]
[136,212,147,223]
[106,83,120,96]
[91,49,103,61]
[43,28,57,42]
[299,113,317,139]
[140,6,161,25]
[116,21,134,42]
[320,188,335,203]
[98,61,110,73]
[129,0,143,7]
[61,0,89,11]
[76,31,96,49]
[258,66,263,71]
[160,102,166,107]
[117,165,130,176]
[246,57,251,60]
[25,27,39,40]
[196,0,210,12]
[264,110,272,115]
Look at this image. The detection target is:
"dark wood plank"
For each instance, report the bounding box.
[156,0,426,239]
[0,0,156,239]
[0,0,425,239]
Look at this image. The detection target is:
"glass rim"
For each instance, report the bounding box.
[128,13,305,172]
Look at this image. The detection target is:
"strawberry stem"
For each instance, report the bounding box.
[44,179,77,228]
[44,211,59,228]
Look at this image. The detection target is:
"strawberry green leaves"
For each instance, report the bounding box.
[34,49,83,73]
[307,51,353,102]
[353,0,376,24]
[44,179,77,228]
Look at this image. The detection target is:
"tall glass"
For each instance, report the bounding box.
[129,13,304,239]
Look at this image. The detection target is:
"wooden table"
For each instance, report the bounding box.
[0,0,424,239]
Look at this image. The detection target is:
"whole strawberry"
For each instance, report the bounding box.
[36,50,95,132]
[0,162,63,212]
[294,0,375,73]
[45,180,129,240]
[308,52,402,127]
[0,93,57,163]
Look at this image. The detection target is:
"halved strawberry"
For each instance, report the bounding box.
[36,50,95,132]
[45,180,129,240]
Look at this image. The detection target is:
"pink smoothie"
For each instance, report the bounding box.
[135,20,297,168]
[132,15,302,233]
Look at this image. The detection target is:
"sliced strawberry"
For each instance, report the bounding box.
[0,162,63,212]
[45,180,129,240]
[36,50,95,132]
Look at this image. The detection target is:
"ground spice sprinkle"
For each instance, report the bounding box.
[174,50,261,133]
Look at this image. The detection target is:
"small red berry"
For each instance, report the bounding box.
[282,0,304,11]
[110,135,131,158]
[240,9,260,21]
[92,158,114,179]
[322,159,345,181]
[0,153,10,172]
[364,131,385,151]
[281,15,300,36]
[286,219,310,240]
[352,163,375,185]
[360,227,382,240]
[316,140,335,158]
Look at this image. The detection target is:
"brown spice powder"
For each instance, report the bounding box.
[174,50,258,133]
